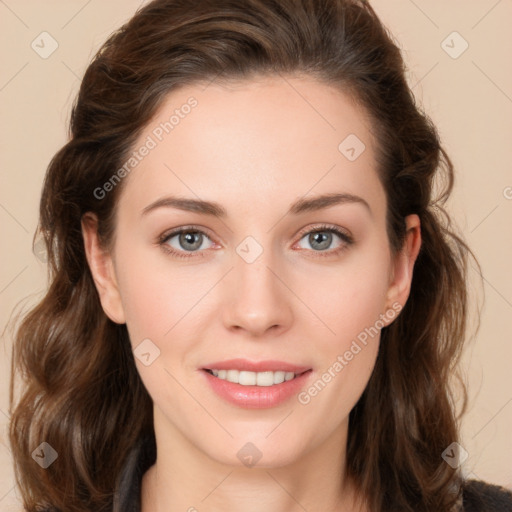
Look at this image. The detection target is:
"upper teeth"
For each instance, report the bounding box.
[210,369,296,386]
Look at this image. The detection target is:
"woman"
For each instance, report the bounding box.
[8,0,512,511]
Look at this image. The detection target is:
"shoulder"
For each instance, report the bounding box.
[461,479,512,511]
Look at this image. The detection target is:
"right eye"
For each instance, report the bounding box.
[159,226,216,259]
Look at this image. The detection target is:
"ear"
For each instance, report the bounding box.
[385,214,422,315]
[81,212,126,324]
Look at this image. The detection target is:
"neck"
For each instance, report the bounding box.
[141,409,367,512]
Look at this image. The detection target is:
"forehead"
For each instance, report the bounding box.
[117,75,385,220]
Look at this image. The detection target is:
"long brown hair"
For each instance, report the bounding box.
[8,0,482,510]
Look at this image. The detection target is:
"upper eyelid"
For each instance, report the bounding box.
[295,224,351,239]
[159,225,216,244]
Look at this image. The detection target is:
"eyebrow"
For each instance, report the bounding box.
[141,192,372,218]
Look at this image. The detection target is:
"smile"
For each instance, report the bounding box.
[205,369,303,386]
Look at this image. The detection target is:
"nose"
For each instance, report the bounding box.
[221,247,294,337]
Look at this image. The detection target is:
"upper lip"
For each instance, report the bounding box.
[202,358,311,373]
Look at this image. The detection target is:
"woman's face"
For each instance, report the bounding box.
[83,75,420,468]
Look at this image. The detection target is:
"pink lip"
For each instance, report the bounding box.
[201,367,313,409]
[202,358,311,373]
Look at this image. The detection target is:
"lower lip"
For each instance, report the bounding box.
[201,369,313,409]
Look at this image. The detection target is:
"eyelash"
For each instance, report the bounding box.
[157,223,354,260]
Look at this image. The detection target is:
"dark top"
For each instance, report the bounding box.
[116,435,512,511]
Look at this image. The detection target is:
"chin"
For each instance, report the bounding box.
[204,435,308,470]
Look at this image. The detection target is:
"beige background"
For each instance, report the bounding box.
[1,0,511,508]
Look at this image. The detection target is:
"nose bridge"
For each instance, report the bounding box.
[222,233,292,335]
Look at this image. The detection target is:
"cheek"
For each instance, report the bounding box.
[113,238,210,346]
[298,280,386,425]
[303,245,391,344]
[298,240,391,393]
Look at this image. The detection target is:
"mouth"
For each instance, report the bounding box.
[203,368,311,387]
[201,364,314,409]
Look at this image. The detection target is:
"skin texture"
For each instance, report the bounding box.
[82,75,422,512]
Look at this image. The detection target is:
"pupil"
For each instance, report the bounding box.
[181,232,201,250]
[311,232,331,250]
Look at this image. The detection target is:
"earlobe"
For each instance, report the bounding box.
[385,214,422,315]
[81,212,126,324]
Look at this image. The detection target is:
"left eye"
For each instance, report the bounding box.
[296,228,348,252]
